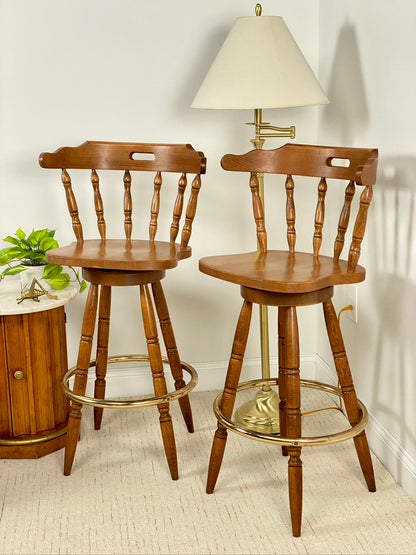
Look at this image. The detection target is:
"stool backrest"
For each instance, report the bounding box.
[39,141,206,250]
[221,143,378,272]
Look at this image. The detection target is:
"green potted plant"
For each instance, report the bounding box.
[0,228,87,292]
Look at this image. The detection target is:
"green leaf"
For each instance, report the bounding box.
[79,280,87,293]
[21,240,31,249]
[47,273,70,290]
[24,251,47,264]
[42,264,63,279]
[25,230,37,247]
[3,236,23,247]
[15,228,26,241]
[0,246,26,259]
[39,236,59,252]
[0,249,16,265]
[27,229,49,248]
[2,266,26,276]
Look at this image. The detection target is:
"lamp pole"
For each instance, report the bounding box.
[234,105,296,434]
[234,4,298,435]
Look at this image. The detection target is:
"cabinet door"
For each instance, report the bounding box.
[0,318,12,436]
[4,307,69,437]
[4,314,35,436]
[27,308,69,432]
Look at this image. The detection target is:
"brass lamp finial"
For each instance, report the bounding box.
[255,4,262,16]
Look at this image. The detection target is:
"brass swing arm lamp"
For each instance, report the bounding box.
[191,3,328,433]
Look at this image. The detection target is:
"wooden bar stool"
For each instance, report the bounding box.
[199,143,378,536]
[39,141,206,478]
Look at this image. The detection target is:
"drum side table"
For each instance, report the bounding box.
[0,280,76,458]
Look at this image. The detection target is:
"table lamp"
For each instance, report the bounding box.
[191,4,329,434]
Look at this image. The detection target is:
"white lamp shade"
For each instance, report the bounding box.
[191,16,329,110]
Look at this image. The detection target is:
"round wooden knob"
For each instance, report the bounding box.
[13,370,24,380]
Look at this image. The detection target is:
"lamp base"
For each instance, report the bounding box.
[234,387,280,434]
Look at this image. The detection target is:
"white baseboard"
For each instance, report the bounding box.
[82,353,416,504]
[82,354,317,397]
[190,353,318,391]
[315,354,416,504]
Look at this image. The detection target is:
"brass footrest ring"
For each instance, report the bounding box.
[213,378,368,447]
[62,354,198,409]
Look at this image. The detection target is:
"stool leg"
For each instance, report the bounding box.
[64,283,99,476]
[323,299,376,492]
[94,285,112,430]
[151,281,194,433]
[206,300,252,494]
[278,307,288,457]
[140,284,178,480]
[283,306,303,537]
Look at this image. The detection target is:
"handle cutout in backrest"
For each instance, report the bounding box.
[328,157,351,168]
[131,152,156,162]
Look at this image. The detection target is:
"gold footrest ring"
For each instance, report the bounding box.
[62,354,198,409]
[213,378,368,447]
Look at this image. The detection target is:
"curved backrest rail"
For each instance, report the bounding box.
[221,144,378,186]
[39,141,207,174]
[221,143,378,270]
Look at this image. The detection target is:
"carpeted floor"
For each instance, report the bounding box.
[0,389,415,554]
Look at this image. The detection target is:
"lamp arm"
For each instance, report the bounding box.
[247,108,296,142]
[258,124,296,139]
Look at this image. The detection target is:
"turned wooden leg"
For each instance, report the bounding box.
[140,284,178,480]
[151,281,194,433]
[278,307,289,457]
[206,300,252,494]
[64,283,99,476]
[323,299,376,492]
[94,285,112,431]
[283,306,303,537]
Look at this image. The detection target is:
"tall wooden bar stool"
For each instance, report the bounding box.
[39,141,206,478]
[200,143,378,536]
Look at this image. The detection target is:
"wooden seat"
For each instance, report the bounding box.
[39,141,206,478]
[200,143,377,537]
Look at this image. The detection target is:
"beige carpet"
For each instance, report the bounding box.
[0,389,415,555]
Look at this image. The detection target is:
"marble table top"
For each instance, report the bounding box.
[0,279,78,316]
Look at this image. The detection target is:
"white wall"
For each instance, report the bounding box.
[1,0,414,505]
[318,0,416,501]
[0,0,320,376]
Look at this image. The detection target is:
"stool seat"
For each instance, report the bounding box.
[200,250,365,293]
[48,239,192,271]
